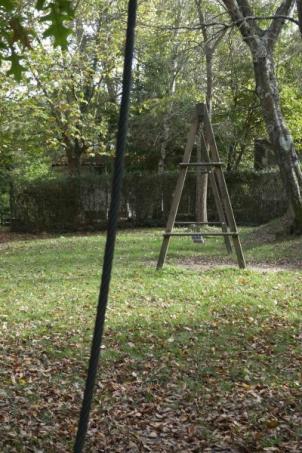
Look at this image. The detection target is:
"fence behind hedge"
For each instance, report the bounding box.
[10,170,288,232]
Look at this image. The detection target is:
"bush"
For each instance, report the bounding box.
[12,177,82,232]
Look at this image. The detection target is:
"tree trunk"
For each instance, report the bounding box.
[253,52,302,230]
[195,133,208,223]
[158,114,170,174]
[196,51,213,223]
[195,50,214,223]
[64,137,83,176]
[221,0,301,230]
[227,143,237,170]
[297,0,302,36]
[205,52,213,115]
[66,152,81,176]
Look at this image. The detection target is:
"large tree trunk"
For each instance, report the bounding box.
[222,0,302,231]
[253,53,302,230]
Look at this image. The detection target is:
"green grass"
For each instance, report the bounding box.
[0,228,301,451]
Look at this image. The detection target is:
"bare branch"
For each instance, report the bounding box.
[135,14,299,34]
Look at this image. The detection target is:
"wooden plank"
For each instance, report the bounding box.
[164,232,238,237]
[157,107,201,269]
[201,104,246,269]
[179,162,223,167]
[174,221,223,225]
[200,130,233,255]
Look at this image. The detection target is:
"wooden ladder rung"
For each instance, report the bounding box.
[164,232,239,237]
[179,162,224,167]
[175,221,225,226]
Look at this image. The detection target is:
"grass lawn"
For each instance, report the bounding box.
[0,227,301,452]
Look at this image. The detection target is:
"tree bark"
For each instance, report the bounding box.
[63,135,83,176]
[297,0,302,36]
[222,0,302,231]
[158,113,170,174]
[194,0,227,223]
[253,53,302,228]
[195,50,212,223]
[196,133,208,223]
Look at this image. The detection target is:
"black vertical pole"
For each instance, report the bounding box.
[73,1,137,451]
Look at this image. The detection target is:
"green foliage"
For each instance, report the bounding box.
[0,73,52,192]
[0,0,74,80]
[38,0,74,47]
[281,85,302,149]
[0,0,301,203]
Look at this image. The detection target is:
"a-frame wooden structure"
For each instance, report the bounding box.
[157,103,246,270]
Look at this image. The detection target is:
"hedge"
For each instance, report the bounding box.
[10,171,288,233]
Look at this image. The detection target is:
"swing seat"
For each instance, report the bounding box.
[191,233,205,244]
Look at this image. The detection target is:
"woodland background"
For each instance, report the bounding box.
[0,0,302,230]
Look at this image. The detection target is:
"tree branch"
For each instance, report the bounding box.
[266,0,296,47]
[135,14,299,34]
[194,0,208,41]
[297,0,302,36]
[223,0,267,54]
[222,0,257,43]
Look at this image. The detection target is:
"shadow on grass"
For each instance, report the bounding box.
[1,311,301,452]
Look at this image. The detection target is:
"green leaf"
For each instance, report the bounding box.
[0,0,15,12]
[40,1,74,48]
[43,22,71,48]
[7,52,25,81]
[36,0,47,11]
[9,17,31,47]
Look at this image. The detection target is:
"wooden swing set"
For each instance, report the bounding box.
[157,103,246,270]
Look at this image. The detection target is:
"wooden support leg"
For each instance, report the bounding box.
[157,113,200,269]
[211,174,233,255]
[219,185,246,268]
[200,132,232,255]
[202,105,246,269]
[157,236,171,269]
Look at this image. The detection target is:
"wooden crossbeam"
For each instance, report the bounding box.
[164,232,239,237]
[179,162,223,167]
[174,221,224,225]
[157,103,246,270]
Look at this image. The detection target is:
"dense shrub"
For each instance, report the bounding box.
[226,170,287,224]
[11,177,82,232]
